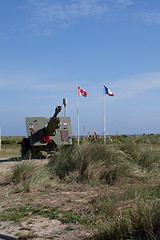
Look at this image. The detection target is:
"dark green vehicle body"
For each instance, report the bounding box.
[21,106,73,159]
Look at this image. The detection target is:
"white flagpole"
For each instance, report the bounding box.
[77,87,80,145]
[103,85,106,144]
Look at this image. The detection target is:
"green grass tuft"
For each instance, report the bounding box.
[9,161,50,192]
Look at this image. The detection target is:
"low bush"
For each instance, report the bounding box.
[135,134,160,144]
[76,142,146,184]
[87,199,160,240]
[1,136,23,145]
[10,161,49,192]
[119,142,160,170]
[48,141,146,184]
[1,139,16,145]
[5,134,160,239]
[48,147,77,179]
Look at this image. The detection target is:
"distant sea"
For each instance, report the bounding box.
[73,134,141,137]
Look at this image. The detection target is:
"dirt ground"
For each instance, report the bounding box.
[0,158,105,240]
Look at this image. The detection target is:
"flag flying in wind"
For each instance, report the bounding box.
[77,86,88,97]
[104,85,114,96]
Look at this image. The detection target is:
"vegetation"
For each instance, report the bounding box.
[0,205,89,224]
[9,161,50,192]
[1,136,23,145]
[0,136,24,157]
[48,134,160,239]
[0,134,160,239]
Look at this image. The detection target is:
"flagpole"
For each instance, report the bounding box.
[77,87,80,145]
[103,85,106,144]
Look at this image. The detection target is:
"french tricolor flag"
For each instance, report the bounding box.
[104,85,114,96]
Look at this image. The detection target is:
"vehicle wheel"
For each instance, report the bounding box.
[21,138,31,160]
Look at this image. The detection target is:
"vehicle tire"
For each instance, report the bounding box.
[21,138,31,160]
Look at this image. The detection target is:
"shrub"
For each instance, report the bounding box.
[48,147,77,179]
[1,139,16,145]
[76,142,146,184]
[119,141,160,170]
[1,136,23,145]
[88,200,160,240]
[10,161,49,192]
[135,134,160,144]
[48,142,146,184]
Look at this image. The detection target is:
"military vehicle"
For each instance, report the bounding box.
[21,105,73,159]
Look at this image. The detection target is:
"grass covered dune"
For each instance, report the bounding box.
[1,134,160,239]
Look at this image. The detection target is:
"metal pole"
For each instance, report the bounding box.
[77,89,80,145]
[103,85,106,144]
[63,98,67,117]
[64,106,66,117]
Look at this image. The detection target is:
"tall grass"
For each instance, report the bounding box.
[120,142,160,169]
[7,134,160,239]
[87,199,160,240]
[48,141,146,184]
[48,135,160,239]
[48,147,77,179]
[9,161,50,192]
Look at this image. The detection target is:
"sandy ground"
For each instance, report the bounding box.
[0,158,100,240]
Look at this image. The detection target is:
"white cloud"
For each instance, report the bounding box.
[28,0,109,21]
[1,0,160,37]
[27,0,108,27]
[26,0,135,34]
[0,73,76,93]
[1,71,160,99]
[113,0,134,8]
[32,82,76,92]
[2,0,154,36]
[0,74,38,90]
[142,10,160,25]
[111,72,160,99]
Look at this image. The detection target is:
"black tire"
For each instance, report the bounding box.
[21,138,31,160]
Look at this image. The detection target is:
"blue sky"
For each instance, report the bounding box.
[0,0,160,136]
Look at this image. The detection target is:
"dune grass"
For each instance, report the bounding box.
[87,199,160,240]
[47,134,160,239]
[48,140,147,184]
[5,134,160,239]
[9,161,50,192]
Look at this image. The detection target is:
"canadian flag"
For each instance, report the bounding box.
[77,86,88,97]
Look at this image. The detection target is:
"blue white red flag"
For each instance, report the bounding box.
[104,85,114,96]
[77,86,88,97]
